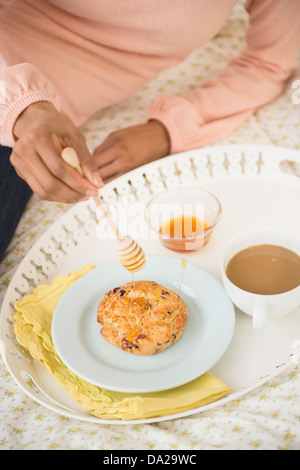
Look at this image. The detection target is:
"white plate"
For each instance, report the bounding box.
[51,255,235,393]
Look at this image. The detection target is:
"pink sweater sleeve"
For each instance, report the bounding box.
[0,62,60,147]
[147,0,300,154]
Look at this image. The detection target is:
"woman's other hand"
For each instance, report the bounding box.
[92,120,170,182]
[12,102,103,203]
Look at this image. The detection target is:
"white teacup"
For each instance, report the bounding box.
[221,232,300,328]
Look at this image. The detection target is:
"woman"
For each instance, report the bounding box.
[0,0,300,259]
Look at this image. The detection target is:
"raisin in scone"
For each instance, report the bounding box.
[97,280,188,355]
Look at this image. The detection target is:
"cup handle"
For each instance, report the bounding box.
[253,298,268,329]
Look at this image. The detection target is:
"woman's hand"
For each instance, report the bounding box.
[92,120,170,182]
[12,102,103,203]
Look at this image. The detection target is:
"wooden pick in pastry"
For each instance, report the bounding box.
[61,147,146,273]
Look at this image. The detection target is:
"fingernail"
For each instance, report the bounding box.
[85,189,99,197]
[93,171,103,187]
[79,197,89,202]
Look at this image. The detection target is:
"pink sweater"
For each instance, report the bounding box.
[0,0,300,152]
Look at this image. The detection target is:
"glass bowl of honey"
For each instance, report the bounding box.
[145,187,222,251]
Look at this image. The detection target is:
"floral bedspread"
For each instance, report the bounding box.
[1,2,300,450]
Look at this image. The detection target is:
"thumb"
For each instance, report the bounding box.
[73,139,103,188]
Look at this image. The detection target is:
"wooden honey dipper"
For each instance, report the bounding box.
[61,147,146,273]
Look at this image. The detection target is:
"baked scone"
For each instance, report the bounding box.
[97,280,188,355]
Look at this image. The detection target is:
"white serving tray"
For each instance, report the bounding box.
[1,144,300,424]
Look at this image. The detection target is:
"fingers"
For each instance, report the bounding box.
[10,147,85,202]
[11,131,101,202]
[104,171,127,183]
[35,132,101,194]
[11,103,104,203]
[93,138,128,181]
[92,122,170,182]
[73,137,104,188]
[97,158,123,181]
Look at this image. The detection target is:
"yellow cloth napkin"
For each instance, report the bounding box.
[13,264,231,420]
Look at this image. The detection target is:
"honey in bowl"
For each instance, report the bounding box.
[159,215,208,251]
[145,187,222,252]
